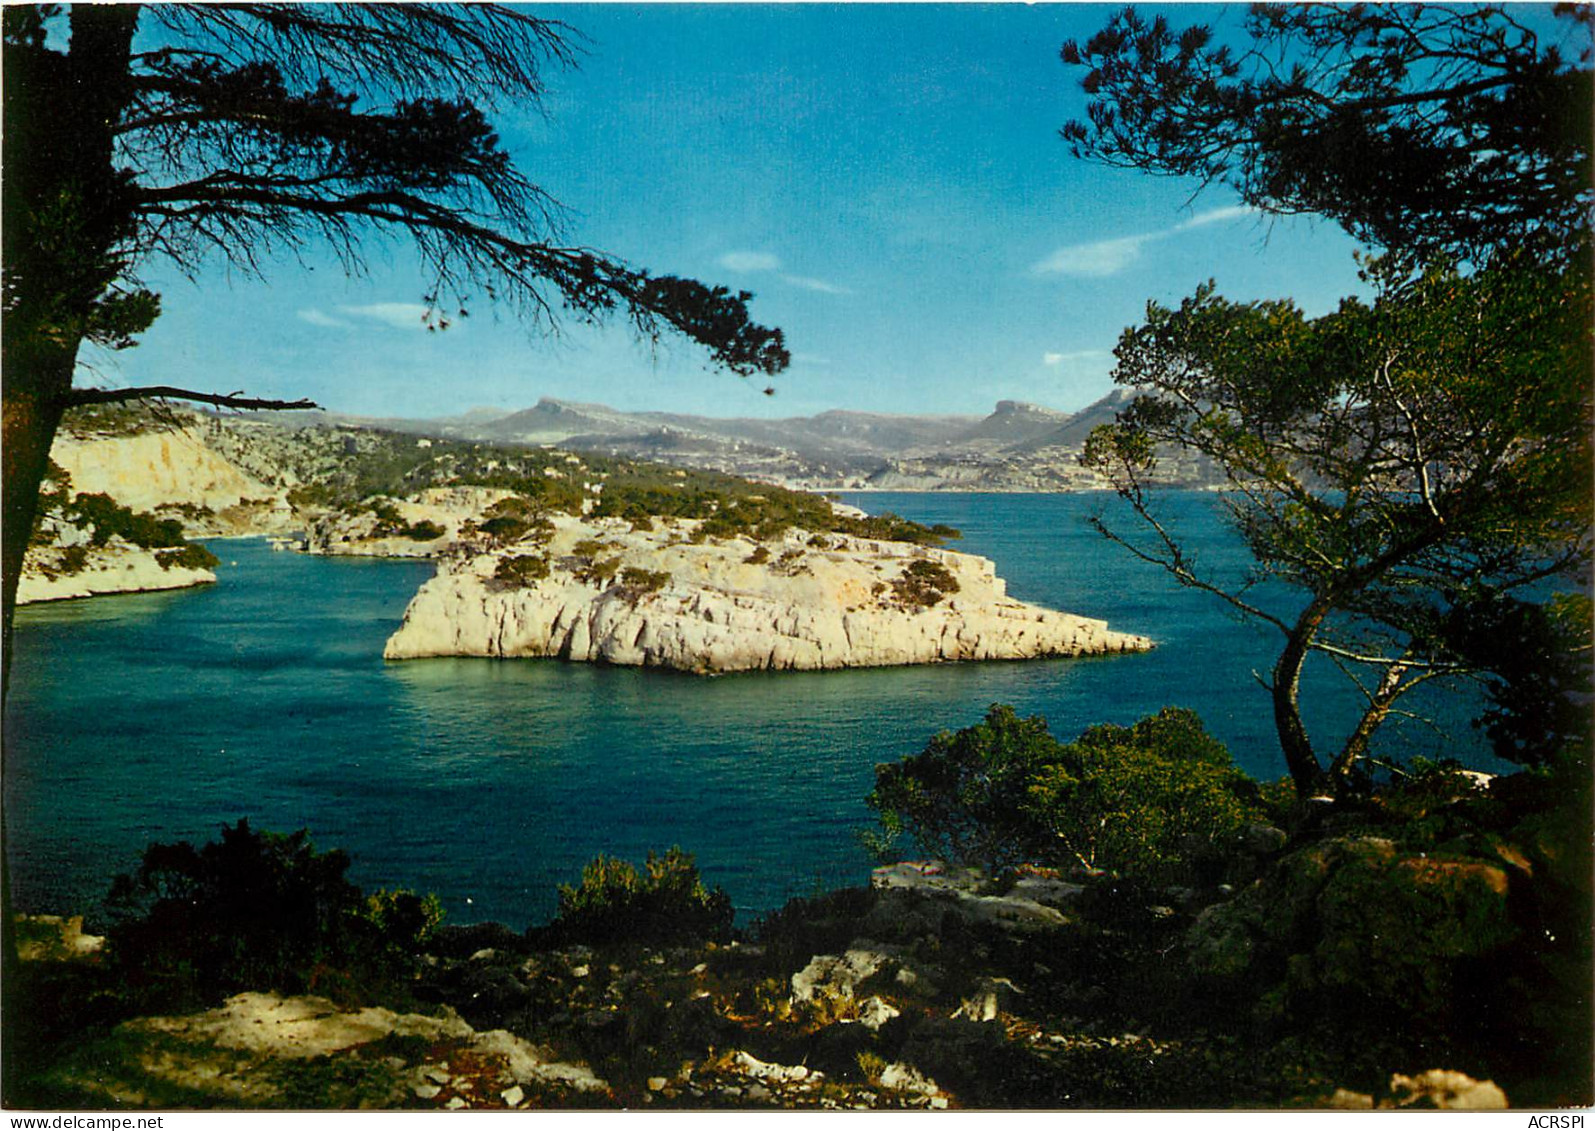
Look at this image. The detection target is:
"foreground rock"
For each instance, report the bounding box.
[384,514,1151,671]
[40,991,606,1109]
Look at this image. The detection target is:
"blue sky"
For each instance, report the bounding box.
[98,4,1380,421]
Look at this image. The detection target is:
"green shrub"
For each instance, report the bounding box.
[287,482,339,509]
[486,494,537,519]
[772,548,807,575]
[478,515,531,542]
[364,499,404,533]
[620,566,670,594]
[30,461,74,547]
[155,543,220,571]
[869,704,1064,873]
[57,544,90,575]
[889,558,959,608]
[578,556,621,585]
[67,492,185,548]
[834,512,960,547]
[401,519,446,541]
[548,848,733,947]
[1028,711,1264,885]
[493,553,550,586]
[106,820,442,1010]
[868,705,1264,885]
[572,538,605,557]
[745,544,771,565]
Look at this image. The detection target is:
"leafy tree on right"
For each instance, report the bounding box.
[1063,4,1593,797]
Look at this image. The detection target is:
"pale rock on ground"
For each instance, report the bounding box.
[384,513,1152,672]
[45,991,607,1108]
[16,914,105,961]
[1327,1070,1509,1110]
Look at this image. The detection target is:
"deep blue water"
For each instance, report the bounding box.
[4,492,1496,929]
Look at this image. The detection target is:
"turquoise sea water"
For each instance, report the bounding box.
[4,492,1496,928]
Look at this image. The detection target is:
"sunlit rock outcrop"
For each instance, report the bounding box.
[384,514,1151,672]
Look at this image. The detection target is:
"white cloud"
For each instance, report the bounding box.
[780,273,852,295]
[719,250,850,295]
[297,308,352,329]
[1032,205,1261,278]
[1032,235,1149,278]
[1047,348,1111,364]
[337,302,432,330]
[1175,205,1258,231]
[719,250,782,273]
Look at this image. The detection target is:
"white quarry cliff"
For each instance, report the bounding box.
[384,515,1151,673]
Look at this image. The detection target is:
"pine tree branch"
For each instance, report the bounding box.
[59,386,319,412]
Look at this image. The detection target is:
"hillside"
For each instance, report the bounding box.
[253,390,1222,492]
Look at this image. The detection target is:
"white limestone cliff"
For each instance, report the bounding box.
[50,427,292,535]
[18,425,279,605]
[385,515,1151,672]
[17,539,216,604]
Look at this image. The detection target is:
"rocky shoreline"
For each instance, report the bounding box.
[16,543,217,605]
[20,825,1548,1110]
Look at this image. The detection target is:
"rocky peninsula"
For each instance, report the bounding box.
[16,541,218,605]
[19,413,295,605]
[383,511,1151,672]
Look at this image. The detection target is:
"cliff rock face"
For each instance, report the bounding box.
[17,424,282,605]
[305,487,512,558]
[50,427,293,536]
[385,516,1151,672]
[17,541,216,604]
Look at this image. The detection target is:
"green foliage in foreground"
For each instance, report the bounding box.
[868,705,1271,885]
[547,848,733,947]
[106,820,442,1010]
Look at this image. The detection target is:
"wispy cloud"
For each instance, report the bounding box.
[1174,205,1256,231]
[297,308,352,329]
[1032,206,1261,279]
[781,274,852,295]
[337,302,432,330]
[1032,235,1149,278]
[1044,348,1111,367]
[719,250,782,273]
[718,250,851,295]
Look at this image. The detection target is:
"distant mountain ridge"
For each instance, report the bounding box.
[250,388,1217,491]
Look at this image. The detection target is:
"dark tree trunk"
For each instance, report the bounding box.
[1272,595,1335,798]
[1,349,72,699]
[0,338,77,1104]
[1,5,140,1101]
[1331,662,1410,781]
